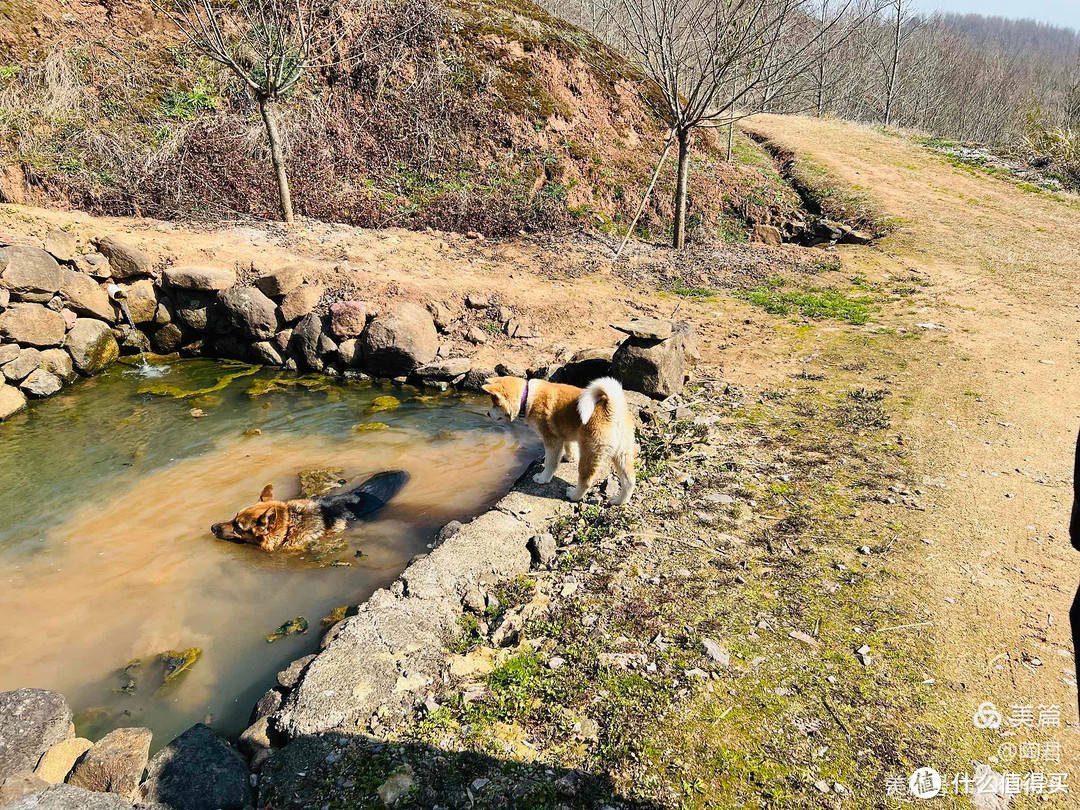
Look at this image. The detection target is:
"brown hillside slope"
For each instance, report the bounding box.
[0,0,801,240]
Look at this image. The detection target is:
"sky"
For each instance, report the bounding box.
[919,0,1079,30]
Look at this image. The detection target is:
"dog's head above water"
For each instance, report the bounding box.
[210,484,288,550]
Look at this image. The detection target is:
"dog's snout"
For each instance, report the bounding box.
[210,522,224,538]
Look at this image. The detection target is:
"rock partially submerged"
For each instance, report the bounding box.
[297,467,347,497]
[360,302,437,377]
[158,648,202,688]
[266,617,308,643]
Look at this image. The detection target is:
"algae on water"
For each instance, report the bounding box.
[139,366,261,399]
[246,374,336,398]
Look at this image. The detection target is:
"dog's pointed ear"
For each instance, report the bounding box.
[257,505,282,532]
[260,484,274,502]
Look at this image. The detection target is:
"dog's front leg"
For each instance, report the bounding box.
[533,441,564,484]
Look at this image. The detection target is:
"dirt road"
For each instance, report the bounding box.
[747,114,1080,775]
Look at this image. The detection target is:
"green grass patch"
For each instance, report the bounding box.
[739,281,874,325]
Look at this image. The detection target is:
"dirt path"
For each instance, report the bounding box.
[747,114,1080,771]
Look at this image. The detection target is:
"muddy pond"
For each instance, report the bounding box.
[0,358,537,750]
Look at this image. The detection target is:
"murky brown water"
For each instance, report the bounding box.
[0,360,536,749]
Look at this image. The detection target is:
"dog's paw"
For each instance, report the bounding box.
[533,472,552,485]
[566,486,583,502]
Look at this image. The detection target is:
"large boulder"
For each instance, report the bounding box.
[611,332,685,399]
[96,236,152,279]
[136,723,252,810]
[60,270,115,322]
[119,279,157,323]
[172,290,215,332]
[751,224,783,246]
[415,357,471,384]
[33,737,93,784]
[151,323,184,354]
[218,286,278,340]
[337,338,358,366]
[42,230,78,263]
[0,304,66,347]
[329,300,369,339]
[279,284,323,324]
[0,384,27,420]
[3,348,41,382]
[2,783,133,809]
[0,247,63,301]
[556,347,614,387]
[38,349,74,382]
[65,318,119,375]
[255,265,305,298]
[67,726,151,800]
[20,369,61,398]
[360,302,437,377]
[74,253,110,279]
[290,313,326,371]
[0,689,73,782]
[163,266,236,291]
[249,340,284,365]
[0,771,49,805]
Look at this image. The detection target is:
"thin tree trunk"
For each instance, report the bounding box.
[672,129,691,250]
[258,96,295,224]
[885,1,902,127]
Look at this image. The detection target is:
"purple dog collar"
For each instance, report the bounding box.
[518,379,530,418]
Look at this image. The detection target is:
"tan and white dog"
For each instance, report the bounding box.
[482,376,636,505]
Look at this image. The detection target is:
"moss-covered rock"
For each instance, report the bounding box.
[365,395,401,414]
[266,617,308,643]
[297,467,346,497]
[158,647,202,686]
[351,422,389,432]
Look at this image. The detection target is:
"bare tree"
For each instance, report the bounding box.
[153,0,346,224]
[603,0,863,249]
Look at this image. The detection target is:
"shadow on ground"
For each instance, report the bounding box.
[254,732,661,809]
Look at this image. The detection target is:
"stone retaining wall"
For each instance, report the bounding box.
[0,231,692,422]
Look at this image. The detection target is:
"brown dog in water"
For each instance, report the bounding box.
[482,376,636,505]
[210,470,409,551]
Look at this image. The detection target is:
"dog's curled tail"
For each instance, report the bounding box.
[577,376,627,425]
